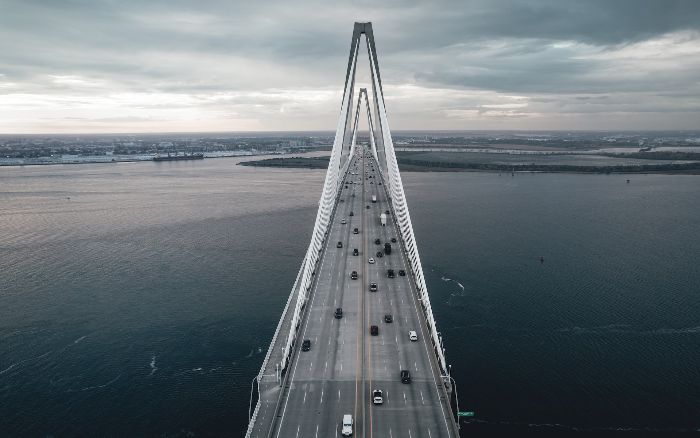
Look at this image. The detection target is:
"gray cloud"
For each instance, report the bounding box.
[1,0,699,132]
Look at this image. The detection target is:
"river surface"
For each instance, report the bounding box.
[1,158,699,437]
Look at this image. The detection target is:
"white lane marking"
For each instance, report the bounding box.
[389,428,393,438]
[403,392,407,405]
[415,361,418,371]
[420,390,425,405]
[296,425,300,438]
[320,387,324,404]
[325,361,328,373]
[303,390,307,405]
[428,428,432,438]
[408,429,412,438]
[309,362,313,372]
[315,425,319,438]
[340,362,343,371]
[338,389,341,400]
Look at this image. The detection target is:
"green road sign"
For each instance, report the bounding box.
[457,411,475,417]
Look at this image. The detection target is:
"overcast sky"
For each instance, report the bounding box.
[1,0,699,133]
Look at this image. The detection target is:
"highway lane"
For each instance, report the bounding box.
[272,148,455,437]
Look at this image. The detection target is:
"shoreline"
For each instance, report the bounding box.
[238,156,700,175]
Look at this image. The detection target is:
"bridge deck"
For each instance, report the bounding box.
[249,149,457,437]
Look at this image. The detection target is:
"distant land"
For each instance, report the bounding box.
[239,152,700,174]
[3,131,700,170]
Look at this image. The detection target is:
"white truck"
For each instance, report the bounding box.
[371,195,377,203]
[380,213,387,226]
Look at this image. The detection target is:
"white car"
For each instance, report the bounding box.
[409,330,418,342]
[372,389,383,405]
[342,414,353,436]
[341,219,347,224]
[368,257,375,264]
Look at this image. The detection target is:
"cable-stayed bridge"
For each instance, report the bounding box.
[246,22,459,438]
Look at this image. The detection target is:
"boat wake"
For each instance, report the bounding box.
[148,355,158,377]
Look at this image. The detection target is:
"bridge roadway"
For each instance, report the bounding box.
[265,147,456,438]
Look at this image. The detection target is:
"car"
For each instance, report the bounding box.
[385,210,390,215]
[370,181,373,184]
[353,248,359,256]
[342,414,353,436]
[369,283,378,292]
[372,389,383,405]
[368,257,375,264]
[302,339,311,351]
[391,237,397,243]
[337,241,343,248]
[378,183,382,186]
[366,205,370,209]
[350,271,358,280]
[401,369,411,383]
[341,219,347,224]
[387,269,395,278]
[340,199,344,203]
[370,325,378,336]
[349,211,354,216]
[374,238,381,245]
[353,228,359,234]
[335,308,343,319]
[409,330,418,341]
[399,269,406,276]
[376,251,383,258]
[384,314,393,323]
[345,185,348,189]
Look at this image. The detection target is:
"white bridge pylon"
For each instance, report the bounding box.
[279,21,448,376]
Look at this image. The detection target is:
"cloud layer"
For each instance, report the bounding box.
[1,0,699,133]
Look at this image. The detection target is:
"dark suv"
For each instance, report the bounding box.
[401,369,411,383]
[337,241,343,248]
[353,248,359,256]
[369,283,378,292]
[302,339,311,351]
[351,271,358,280]
[384,314,393,323]
[370,325,379,336]
[335,308,343,319]
[387,269,395,278]
[399,269,406,276]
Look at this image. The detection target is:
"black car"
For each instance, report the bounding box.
[366,205,370,209]
[337,241,343,248]
[369,283,378,292]
[385,210,390,215]
[374,238,381,245]
[399,269,406,276]
[335,308,343,319]
[401,369,411,383]
[353,228,359,234]
[376,251,383,258]
[384,314,393,323]
[353,248,359,256]
[349,211,354,216]
[384,243,392,255]
[302,339,311,351]
[391,237,397,243]
[370,325,379,336]
[387,269,395,278]
[351,271,358,280]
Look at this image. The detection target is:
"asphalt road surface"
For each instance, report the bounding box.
[271,148,456,438]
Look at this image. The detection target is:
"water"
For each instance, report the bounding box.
[1,159,699,436]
